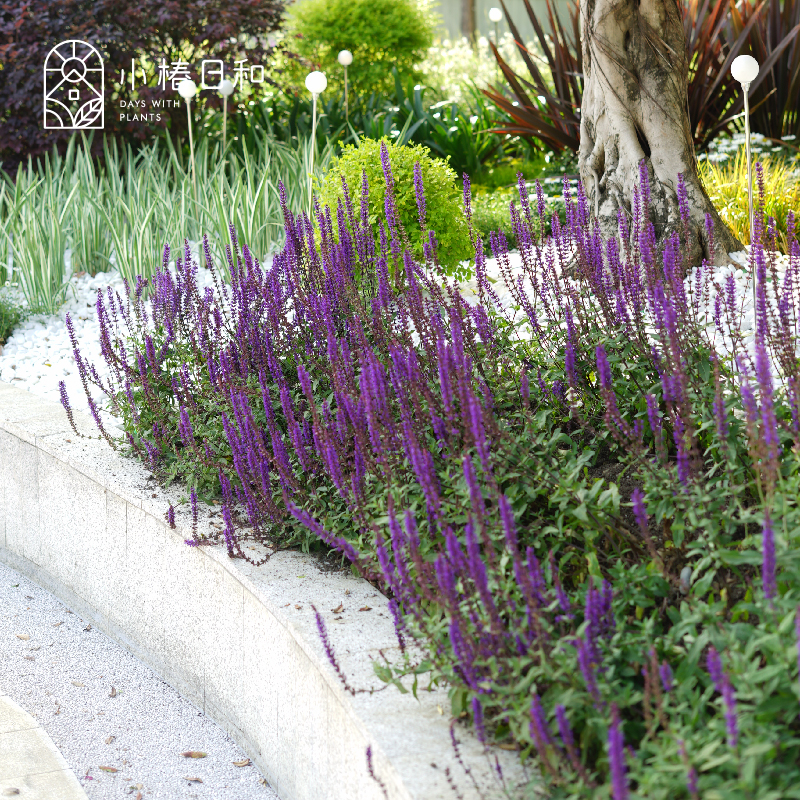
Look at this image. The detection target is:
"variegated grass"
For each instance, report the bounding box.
[0,128,333,314]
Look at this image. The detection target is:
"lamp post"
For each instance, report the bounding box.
[218,78,235,154]
[731,54,760,309]
[337,50,353,122]
[488,8,503,82]
[305,70,327,217]
[488,6,503,43]
[178,79,198,206]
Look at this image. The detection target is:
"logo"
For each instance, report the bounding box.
[44,40,104,130]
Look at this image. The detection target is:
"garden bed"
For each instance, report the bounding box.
[0,381,529,800]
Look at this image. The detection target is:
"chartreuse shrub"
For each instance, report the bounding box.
[64,146,800,799]
[287,0,435,97]
[319,137,472,278]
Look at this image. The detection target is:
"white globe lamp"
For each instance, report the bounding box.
[177,79,197,99]
[305,70,327,95]
[337,50,353,67]
[488,7,503,22]
[731,55,759,84]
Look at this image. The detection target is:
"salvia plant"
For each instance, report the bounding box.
[62,139,800,798]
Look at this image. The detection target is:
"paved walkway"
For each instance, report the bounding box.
[0,693,87,799]
[1,561,280,799]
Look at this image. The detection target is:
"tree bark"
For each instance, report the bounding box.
[461,0,476,40]
[578,0,741,266]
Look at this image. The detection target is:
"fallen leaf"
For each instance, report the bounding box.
[23,655,35,661]
[136,794,142,800]
[296,575,306,578]
[99,766,118,773]
[109,686,117,698]
[52,622,63,627]
[497,743,517,751]
[344,589,351,595]
[332,603,344,613]
[24,595,33,600]
[181,751,207,759]
[71,681,85,687]
[105,736,115,744]
[259,778,268,787]
[359,606,372,612]
[184,777,203,783]
[294,604,302,610]
[15,634,30,640]
[437,704,444,715]
[3,788,20,796]
[83,624,92,632]
[28,646,40,651]
[283,603,290,607]
[233,758,251,767]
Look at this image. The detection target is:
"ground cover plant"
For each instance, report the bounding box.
[61,140,800,798]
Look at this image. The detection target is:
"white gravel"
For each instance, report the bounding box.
[0,559,280,799]
[0,251,233,432]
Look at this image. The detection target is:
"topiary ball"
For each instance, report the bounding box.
[318,137,473,278]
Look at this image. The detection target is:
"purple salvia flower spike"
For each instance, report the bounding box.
[608,704,629,800]
[707,646,723,693]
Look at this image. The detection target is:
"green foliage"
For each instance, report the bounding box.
[318,137,472,276]
[0,289,25,344]
[62,124,800,798]
[700,149,800,252]
[471,189,519,253]
[0,130,330,312]
[288,0,436,98]
[225,75,516,182]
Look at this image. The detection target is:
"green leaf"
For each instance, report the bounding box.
[718,549,762,566]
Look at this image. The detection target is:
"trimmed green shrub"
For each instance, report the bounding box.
[471,189,518,254]
[472,186,567,255]
[288,0,436,98]
[319,137,472,277]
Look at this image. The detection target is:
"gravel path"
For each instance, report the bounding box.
[0,560,280,800]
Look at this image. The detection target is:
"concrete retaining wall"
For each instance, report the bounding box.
[0,382,529,800]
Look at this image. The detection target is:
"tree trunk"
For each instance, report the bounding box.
[578,0,741,266]
[461,0,476,41]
